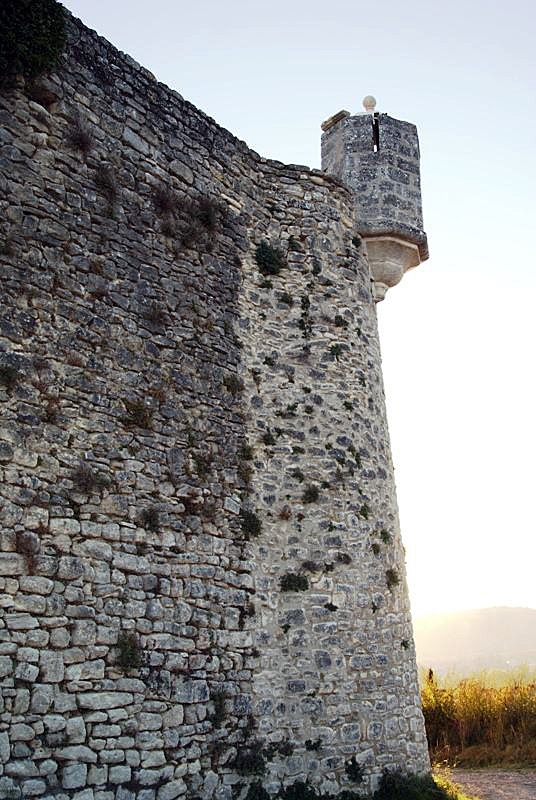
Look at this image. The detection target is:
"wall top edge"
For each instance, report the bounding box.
[63,12,351,198]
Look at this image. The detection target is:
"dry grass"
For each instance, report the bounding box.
[421,668,536,767]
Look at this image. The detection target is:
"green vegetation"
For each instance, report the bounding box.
[238,443,254,460]
[71,462,107,494]
[116,631,142,672]
[66,115,94,157]
[422,668,536,766]
[224,373,244,395]
[385,568,400,590]
[210,687,227,727]
[379,529,392,544]
[255,241,285,276]
[344,756,364,784]
[334,315,348,328]
[302,484,319,504]
[140,506,160,533]
[233,773,477,800]
[120,399,153,428]
[280,573,309,592]
[279,291,294,306]
[153,185,176,215]
[330,344,343,359]
[374,771,473,800]
[0,363,20,389]
[240,509,262,538]
[143,301,167,325]
[234,741,267,775]
[0,0,66,86]
[262,429,276,446]
[94,164,118,213]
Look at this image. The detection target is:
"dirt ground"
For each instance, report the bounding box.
[452,768,536,799]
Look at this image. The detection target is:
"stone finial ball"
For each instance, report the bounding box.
[362,95,377,112]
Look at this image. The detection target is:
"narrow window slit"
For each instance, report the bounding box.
[372,113,380,152]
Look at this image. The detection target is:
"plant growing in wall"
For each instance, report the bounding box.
[298,295,312,339]
[330,344,343,360]
[0,0,66,87]
[302,484,319,504]
[334,315,349,328]
[240,509,262,539]
[120,399,153,429]
[192,452,212,479]
[70,462,107,494]
[174,194,228,250]
[255,241,285,276]
[94,164,118,215]
[0,364,20,390]
[233,741,267,776]
[280,573,309,592]
[140,506,160,533]
[153,185,177,216]
[237,460,253,485]
[223,374,244,395]
[301,560,321,573]
[262,429,276,446]
[386,568,400,590]
[279,291,294,306]
[305,738,322,751]
[15,531,40,574]
[345,756,364,784]
[209,687,227,727]
[143,301,167,326]
[116,631,142,673]
[66,114,94,158]
[244,782,270,800]
[238,443,254,460]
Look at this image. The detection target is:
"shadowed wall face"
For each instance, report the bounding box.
[0,12,429,799]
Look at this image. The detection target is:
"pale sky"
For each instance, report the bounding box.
[65,0,536,619]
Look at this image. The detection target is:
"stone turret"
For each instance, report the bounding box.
[321,97,429,301]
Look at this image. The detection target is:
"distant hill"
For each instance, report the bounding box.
[413,606,536,673]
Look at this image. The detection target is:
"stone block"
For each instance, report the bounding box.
[39,652,65,683]
[157,780,187,800]
[21,779,47,796]
[0,731,10,763]
[57,745,97,763]
[66,716,86,744]
[78,692,134,710]
[62,763,88,789]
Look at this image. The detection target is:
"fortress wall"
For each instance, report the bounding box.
[240,168,428,796]
[0,12,428,800]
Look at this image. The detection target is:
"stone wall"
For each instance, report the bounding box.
[0,12,429,800]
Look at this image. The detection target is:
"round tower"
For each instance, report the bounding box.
[321,97,429,301]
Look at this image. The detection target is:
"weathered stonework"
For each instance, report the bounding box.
[0,12,429,800]
[321,107,428,300]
